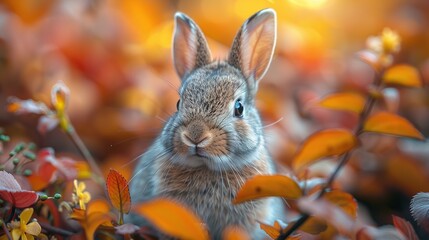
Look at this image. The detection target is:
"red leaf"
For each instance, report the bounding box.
[0,171,38,208]
[26,163,56,191]
[106,169,131,214]
[356,226,406,240]
[392,215,418,240]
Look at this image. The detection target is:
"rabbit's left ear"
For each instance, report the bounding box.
[228,9,276,93]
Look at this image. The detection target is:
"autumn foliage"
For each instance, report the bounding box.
[1,0,429,239]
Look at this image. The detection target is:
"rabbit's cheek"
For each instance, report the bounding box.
[203,128,228,157]
[173,133,189,156]
[234,120,258,150]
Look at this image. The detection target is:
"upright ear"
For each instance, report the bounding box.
[228,9,277,93]
[173,12,212,80]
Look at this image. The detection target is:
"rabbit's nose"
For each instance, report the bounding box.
[180,130,213,148]
[181,121,213,147]
[181,131,213,148]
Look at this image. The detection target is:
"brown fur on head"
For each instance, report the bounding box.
[159,9,277,171]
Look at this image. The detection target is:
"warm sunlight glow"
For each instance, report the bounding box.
[289,0,328,8]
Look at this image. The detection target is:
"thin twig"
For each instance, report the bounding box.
[67,125,105,186]
[40,222,75,236]
[2,220,12,240]
[276,71,384,240]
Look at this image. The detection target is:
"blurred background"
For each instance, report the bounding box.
[0,0,428,237]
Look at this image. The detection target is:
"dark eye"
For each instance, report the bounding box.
[234,99,244,118]
[176,99,180,110]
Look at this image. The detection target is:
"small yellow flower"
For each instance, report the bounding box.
[72,179,91,210]
[3,208,41,240]
[380,28,400,54]
[51,82,71,132]
[366,28,401,55]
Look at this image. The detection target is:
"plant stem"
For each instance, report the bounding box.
[40,222,74,236]
[6,206,15,223]
[276,71,384,240]
[2,221,12,240]
[67,125,105,186]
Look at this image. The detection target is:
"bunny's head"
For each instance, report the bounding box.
[160,9,277,171]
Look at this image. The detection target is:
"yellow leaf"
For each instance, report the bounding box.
[383,64,422,88]
[293,129,358,171]
[319,92,365,114]
[324,190,358,218]
[233,175,302,204]
[223,226,250,240]
[134,198,209,240]
[363,112,424,140]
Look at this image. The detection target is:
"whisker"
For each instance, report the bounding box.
[156,115,168,123]
[262,116,284,129]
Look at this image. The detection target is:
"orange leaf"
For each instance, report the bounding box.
[106,169,131,214]
[383,64,422,88]
[134,198,209,240]
[87,199,111,216]
[85,211,113,240]
[1,0,54,24]
[233,175,302,204]
[222,226,250,240]
[293,217,327,235]
[69,200,113,240]
[319,92,365,114]
[293,129,358,171]
[324,190,358,218]
[363,112,424,140]
[386,156,429,195]
[7,102,20,113]
[259,221,281,239]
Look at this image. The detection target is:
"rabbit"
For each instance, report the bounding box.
[128,8,283,239]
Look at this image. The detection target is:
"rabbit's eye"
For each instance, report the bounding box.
[234,99,244,118]
[176,99,180,110]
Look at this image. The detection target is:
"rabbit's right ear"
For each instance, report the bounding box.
[173,13,212,80]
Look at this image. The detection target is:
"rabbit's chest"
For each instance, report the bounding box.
[153,163,273,238]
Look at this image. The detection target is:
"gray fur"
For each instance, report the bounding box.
[128,9,282,239]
